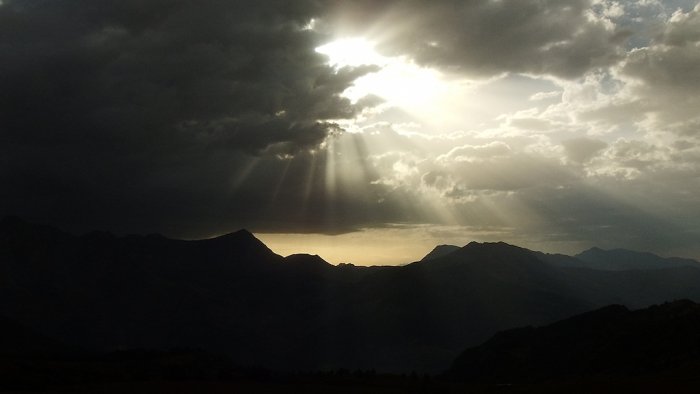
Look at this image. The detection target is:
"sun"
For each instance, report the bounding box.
[315,37,507,135]
[315,38,384,68]
[315,38,448,113]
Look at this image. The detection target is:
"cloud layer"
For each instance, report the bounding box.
[1,0,700,260]
[323,0,627,78]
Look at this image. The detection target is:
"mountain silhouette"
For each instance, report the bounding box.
[420,244,460,261]
[574,247,700,271]
[4,217,700,373]
[284,253,334,271]
[446,299,700,383]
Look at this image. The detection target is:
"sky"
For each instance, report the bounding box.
[2,0,700,265]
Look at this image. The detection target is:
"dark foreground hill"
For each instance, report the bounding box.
[446,300,700,384]
[3,216,700,373]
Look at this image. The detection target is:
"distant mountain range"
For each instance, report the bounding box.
[447,299,700,383]
[574,247,700,270]
[433,242,700,271]
[2,216,700,373]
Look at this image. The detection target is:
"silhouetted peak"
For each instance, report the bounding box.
[421,244,461,262]
[231,228,255,238]
[575,246,606,261]
[286,252,322,260]
[208,229,257,243]
[198,229,279,262]
[284,253,332,268]
[461,241,529,254]
[204,229,271,250]
[576,246,606,256]
[416,241,545,272]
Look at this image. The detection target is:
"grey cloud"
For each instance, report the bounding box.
[439,142,512,162]
[577,99,647,125]
[421,170,452,190]
[669,118,700,138]
[586,137,700,185]
[421,150,700,257]
[659,4,700,46]
[623,44,700,94]
[619,4,700,126]
[382,144,576,196]
[529,91,562,101]
[508,117,555,131]
[562,138,608,163]
[322,0,626,78]
[510,182,700,257]
[673,139,697,151]
[593,139,668,175]
[447,154,576,192]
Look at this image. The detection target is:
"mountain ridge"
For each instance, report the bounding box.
[420,244,461,262]
[4,216,700,373]
[446,299,700,382]
[575,246,699,271]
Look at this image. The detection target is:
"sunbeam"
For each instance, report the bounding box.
[229,156,261,192]
[269,156,293,206]
[323,137,338,229]
[299,150,320,229]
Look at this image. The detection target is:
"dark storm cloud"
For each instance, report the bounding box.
[322,0,627,78]
[0,0,376,153]
[0,0,386,234]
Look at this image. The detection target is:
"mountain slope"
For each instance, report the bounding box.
[4,217,700,373]
[573,247,700,271]
[446,300,700,382]
[334,241,594,371]
[420,245,460,261]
